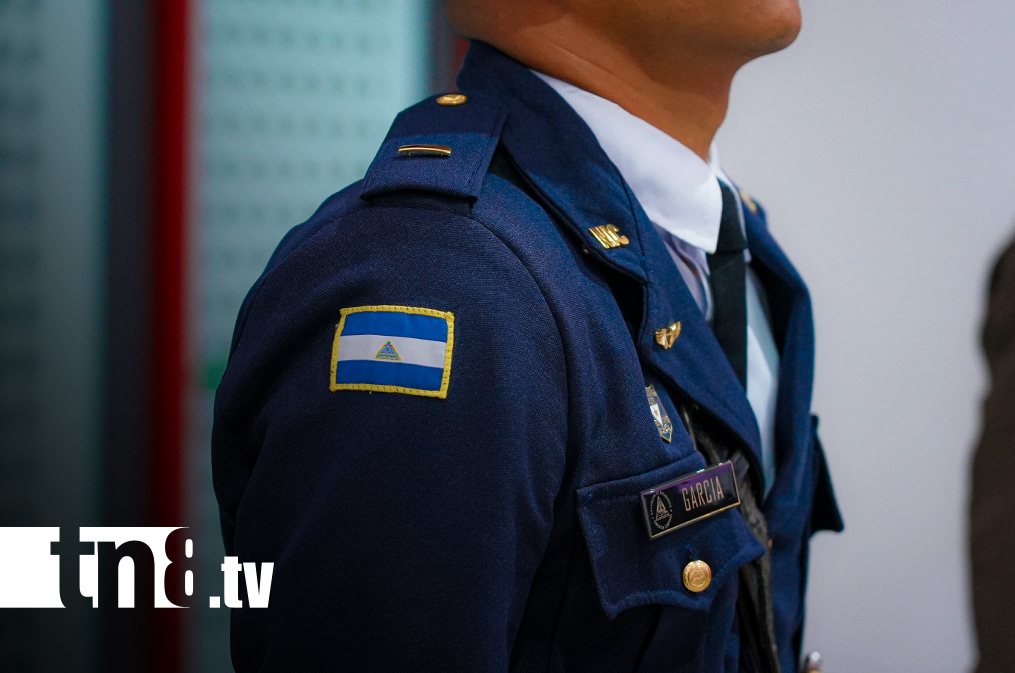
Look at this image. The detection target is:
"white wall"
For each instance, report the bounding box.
[717,1,1015,670]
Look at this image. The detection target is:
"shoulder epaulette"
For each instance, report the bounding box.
[360,92,508,202]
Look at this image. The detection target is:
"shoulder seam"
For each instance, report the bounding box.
[227,208,362,366]
[461,202,571,402]
[229,202,567,388]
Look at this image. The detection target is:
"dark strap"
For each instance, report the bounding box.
[679,405,780,673]
[734,453,781,673]
[707,184,748,387]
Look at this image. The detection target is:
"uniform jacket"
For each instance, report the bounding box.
[213,41,843,673]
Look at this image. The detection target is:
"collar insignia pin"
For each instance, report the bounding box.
[588,224,629,250]
[645,384,674,443]
[739,187,759,215]
[655,322,681,349]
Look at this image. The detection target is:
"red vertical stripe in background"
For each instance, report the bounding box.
[452,37,469,85]
[152,0,189,670]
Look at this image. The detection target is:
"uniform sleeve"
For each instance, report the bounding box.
[212,202,568,672]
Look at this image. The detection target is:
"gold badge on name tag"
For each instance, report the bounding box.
[645,384,673,443]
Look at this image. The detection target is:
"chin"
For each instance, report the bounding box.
[745,0,803,57]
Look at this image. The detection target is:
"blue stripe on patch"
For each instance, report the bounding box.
[341,311,448,342]
[334,360,445,391]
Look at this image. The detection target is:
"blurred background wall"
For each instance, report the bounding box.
[1,0,449,670]
[1,0,1013,670]
[0,0,105,669]
[189,0,430,669]
[719,1,1015,670]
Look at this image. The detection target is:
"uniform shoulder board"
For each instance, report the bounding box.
[360,92,508,202]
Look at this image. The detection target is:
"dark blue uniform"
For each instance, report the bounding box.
[213,41,842,673]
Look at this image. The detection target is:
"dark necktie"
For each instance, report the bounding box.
[707,184,748,388]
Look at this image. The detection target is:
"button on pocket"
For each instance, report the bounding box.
[576,452,765,619]
[682,560,711,592]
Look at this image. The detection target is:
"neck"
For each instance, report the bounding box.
[472,15,739,160]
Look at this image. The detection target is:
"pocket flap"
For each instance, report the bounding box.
[576,453,765,619]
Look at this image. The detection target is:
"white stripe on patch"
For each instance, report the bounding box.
[336,334,447,368]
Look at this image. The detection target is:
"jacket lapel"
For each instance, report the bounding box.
[637,205,763,462]
[743,207,816,519]
[458,42,764,465]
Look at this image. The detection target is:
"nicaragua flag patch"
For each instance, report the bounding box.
[330,305,454,398]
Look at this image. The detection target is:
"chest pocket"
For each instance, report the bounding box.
[576,451,765,620]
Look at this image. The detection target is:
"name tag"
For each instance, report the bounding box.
[640,462,741,539]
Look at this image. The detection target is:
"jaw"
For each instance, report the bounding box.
[443,0,803,158]
[446,0,803,69]
[596,0,803,69]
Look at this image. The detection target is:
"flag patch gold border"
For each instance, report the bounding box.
[329,305,455,399]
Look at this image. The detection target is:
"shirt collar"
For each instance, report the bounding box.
[533,71,726,254]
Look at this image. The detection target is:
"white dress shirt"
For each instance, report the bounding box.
[535,72,781,495]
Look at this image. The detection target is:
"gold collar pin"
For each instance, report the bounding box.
[588,224,629,250]
[655,322,681,349]
[739,188,759,215]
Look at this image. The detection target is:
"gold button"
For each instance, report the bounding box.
[655,322,681,349]
[436,93,468,106]
[682,560,711,593]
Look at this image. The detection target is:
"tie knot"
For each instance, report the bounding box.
[714,183,746,254]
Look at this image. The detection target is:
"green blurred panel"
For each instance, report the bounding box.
[0,0,104,670]
[200,0,428,373]
[190,1,430,670]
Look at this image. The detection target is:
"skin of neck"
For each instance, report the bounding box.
[446,0,801,160]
